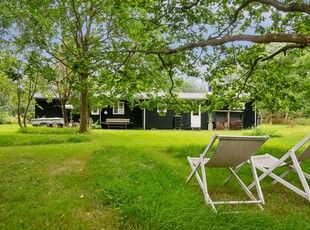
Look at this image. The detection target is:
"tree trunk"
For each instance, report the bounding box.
[79,75,89,133]
[17,104,22,128]
[16,80,22,128]
[60,99,69,127]
[284,112,289,124]
[23,99,32,128]
[269,116,273,125]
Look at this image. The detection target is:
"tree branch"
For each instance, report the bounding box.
[260,44,306,61]
[109,52,135,90]
[237,57,262,98]
[255,0,310,15]
[175,0,201,11]
[129,34,310,55]
[157,54,178,102]
[212,0,310,41]
[236,43,307,97]
[210,0,253,40]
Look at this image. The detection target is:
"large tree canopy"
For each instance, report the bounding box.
[136,0,310,51]
[1,0,309,132]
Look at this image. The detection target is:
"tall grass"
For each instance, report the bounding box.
[0,126,89,146]
[0,124,309,229]
[89,145,274,229]
[242,126,282,137]
[18,126,79,134]
[293,117,310,126]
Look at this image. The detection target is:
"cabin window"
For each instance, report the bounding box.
[192,111,199,116]
[91,109,99,115]
[113,102,125,115]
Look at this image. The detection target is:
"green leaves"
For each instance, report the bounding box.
[251,47,310,117]
[1,0,310,131]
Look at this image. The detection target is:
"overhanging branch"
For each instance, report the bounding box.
[157,55,174,94]
[210,0,253,40]
[255,0,310,15]
[260,43,306,61]
[128,34,310,55]
[236,43,307,97]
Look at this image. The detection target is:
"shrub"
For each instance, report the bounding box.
[243,127,282,138]
[91,121,102,129]
[293,118,310,126]
[0,112,8,124]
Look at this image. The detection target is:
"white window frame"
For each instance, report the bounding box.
[113,102,125,115]
[91,109,99,115]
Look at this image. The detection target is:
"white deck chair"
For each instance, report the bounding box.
[187,134,269,212]
[248,133,310,201]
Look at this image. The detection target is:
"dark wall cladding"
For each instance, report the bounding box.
[100,104,143,128]
[35,99,79,122]
[90,115,99,123]
[35,99,62,118]
[145,109,176,129]
[201,111,208,130]
[35,98,257,130]
[180,112,191,129]
[243,102,255,129]
[128,107,143,128]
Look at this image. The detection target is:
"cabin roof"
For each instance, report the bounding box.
[34,92,209,100]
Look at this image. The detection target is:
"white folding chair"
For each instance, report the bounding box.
[187,134,269,212]
[248,133,310,201]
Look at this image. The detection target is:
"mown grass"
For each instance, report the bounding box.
[0,124,309,229]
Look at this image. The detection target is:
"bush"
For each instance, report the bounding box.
[0,112,8,124]
[243,127,282,138]
[91,121,102,129]
[292,118,310,126]
[7,116,18,124]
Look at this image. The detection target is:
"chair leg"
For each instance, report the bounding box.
[251,164,309,200]
[289,151,310,201]
[228,167,264,211]
[249,158,265,204]
[272,168,291,185]
[223,162,246,185]
[187,157,216,211]
[248,152,291,190]
[187,135,218,184]
[187,158,204,190]
[200,155,217,212]
[304,172,310,180]
[289,167,310,180]
[187,158,201,184]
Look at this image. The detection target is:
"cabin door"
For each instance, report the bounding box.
[191,110,201,129]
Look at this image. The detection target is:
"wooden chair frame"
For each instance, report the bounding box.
[187,134,269,212]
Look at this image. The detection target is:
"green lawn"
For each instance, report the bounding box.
[0,124,309,229]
